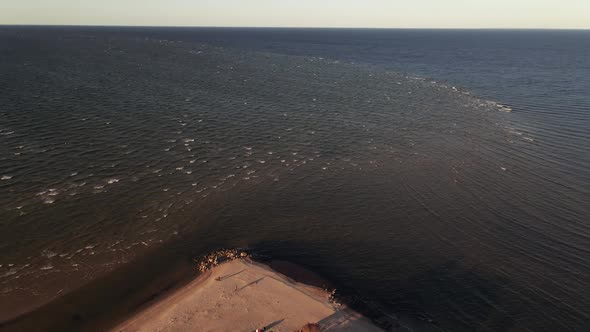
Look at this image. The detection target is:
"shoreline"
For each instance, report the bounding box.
[0,247,199,332]
[0,248,435,332]
[113,258,384,331]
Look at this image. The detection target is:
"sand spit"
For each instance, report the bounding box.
[113,259,383,332]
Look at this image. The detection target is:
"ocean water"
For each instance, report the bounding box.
[0,27,589,331]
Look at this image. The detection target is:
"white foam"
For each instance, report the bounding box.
[1,175,13,180]
[107,178,120,184]
[40,264,54,270]
[42,250,57,258]
[1,269,17,277]
[507,129,523,135]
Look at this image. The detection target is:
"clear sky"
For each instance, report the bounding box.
[1,0,589,29]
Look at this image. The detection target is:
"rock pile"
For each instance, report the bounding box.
[196,248,250,272]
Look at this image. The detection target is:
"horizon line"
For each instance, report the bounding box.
[1,24,589,31]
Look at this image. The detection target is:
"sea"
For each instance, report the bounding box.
[0,27,589,331]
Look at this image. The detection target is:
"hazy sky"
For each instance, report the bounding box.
[2,0,589,29]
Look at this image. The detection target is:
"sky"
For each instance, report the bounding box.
[1,0,589,29]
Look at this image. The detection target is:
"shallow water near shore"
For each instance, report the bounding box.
[0,27,589,331]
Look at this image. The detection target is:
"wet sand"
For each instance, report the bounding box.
[113,259,383,332]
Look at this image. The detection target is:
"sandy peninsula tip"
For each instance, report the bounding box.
[113,258,383,332]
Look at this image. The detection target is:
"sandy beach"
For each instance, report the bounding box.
[113,258,383,332]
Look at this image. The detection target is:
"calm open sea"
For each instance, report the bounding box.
[0,27,589,331]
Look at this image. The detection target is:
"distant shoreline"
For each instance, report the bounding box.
[1,25,589,31]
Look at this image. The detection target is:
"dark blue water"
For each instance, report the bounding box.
[137,28,590,155]
[0,27,589,331]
